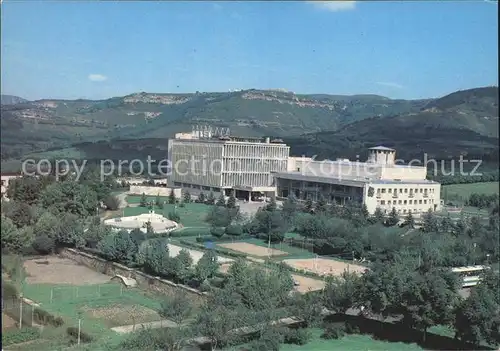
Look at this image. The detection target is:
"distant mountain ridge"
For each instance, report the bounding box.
[1,94,29,105]
[285,86,499,161]
[0,87,497,164]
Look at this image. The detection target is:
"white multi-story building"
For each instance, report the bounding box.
[274,146,442,216]
[168,133,289,200]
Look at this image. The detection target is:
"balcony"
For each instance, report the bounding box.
[409,193,415,198]
[423,193,429,198]
[392,194,398,198]
[376,194,381,199]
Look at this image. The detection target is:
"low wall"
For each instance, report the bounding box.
[129,186,182,198]
[60,248,206,305]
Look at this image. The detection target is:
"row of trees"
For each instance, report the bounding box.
[1,169,121,256]
[118,250,500,351]
[97,229,220,288]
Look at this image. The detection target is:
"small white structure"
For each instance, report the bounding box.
[104,210,178,234]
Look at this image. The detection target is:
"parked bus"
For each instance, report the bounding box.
[451,265,490,288]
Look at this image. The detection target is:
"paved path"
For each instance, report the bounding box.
[111,319,178,334]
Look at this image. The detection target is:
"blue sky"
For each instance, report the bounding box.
[1,1,497,100]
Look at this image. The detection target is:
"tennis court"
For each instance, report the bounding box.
[283,257,368,277]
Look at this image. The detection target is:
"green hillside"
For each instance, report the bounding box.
[0,89,428,160]
[1,87,497,172]
[285,87,499,161]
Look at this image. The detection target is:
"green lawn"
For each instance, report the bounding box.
[123,203,211,227]
[3,281,168,350]
[443,182,499,202]
[226,328,424,351]
[126,195,170,204]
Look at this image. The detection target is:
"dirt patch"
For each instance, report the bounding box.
[283,258,367,277]
[83,304,161,327]
[24,256,111,285]
[219,263,325,293]
[218,242,288,257]
[2,312,17,330]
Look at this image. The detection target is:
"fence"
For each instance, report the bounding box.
[48,284,124,304]
[2,297,38,329]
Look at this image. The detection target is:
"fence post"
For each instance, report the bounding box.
[50,289,53,304]
[19,294,23,329]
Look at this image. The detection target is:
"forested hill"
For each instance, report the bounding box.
[1,87,498,166]
[1,89,427,160]
[285,87,499,162]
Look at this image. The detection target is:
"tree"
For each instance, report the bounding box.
[226,192,237,209]
[253,208,287,243]
[195,249,219,283]
[174,249,193,281]
[32,234,56,254]
[5,201,36,228]
[103,195,120,210]
[216,193,226,207]
[182,190,191,204]
[197,192,206,203]
[421,209,439,233]
[304,198,314,213]
[130,228,146,246]
[207,191,216,205]
[1,216,34,253]
[281,194,298,221]
[264,197,277,212]
[370,207,385,225]
[97,230,138,266]
[159,290,193,326]
[454,279,500,346]
[385,207,399,227]
[139,193,148,207]
[403,211,415,229]
[315,195,328,213]
[324,271,363,314]
[155,194,164,209]
[39,180,98,217]
[168,189,176,204]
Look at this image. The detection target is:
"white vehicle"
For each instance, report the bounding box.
[451,265,490,288]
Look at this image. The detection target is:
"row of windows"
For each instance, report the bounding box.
[224,144,289,159]
[378,188,435,194]
[379,198,435,205]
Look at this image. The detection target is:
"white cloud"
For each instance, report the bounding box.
[88,74,107,82]
[309,1,356,12]
[376,81,404,89]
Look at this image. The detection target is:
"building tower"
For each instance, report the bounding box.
[367,146,396,165]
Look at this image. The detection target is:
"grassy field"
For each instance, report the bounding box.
[443,182,499,201]
[226,328,424,351]
[125,195,169,204]
[123,201,211,227]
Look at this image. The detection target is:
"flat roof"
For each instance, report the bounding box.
[369,146,395,151]
[273,172,368,187]
[274,172,439,186]
[171,138,287,146]
[371,179,439,185]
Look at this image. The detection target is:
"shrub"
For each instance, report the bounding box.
[210,227,225,238]
[196,236,213,243]
[32,234,55,254]
[33,308,64,327]
[167,211,180,223]
[103,195,120,211]
[225,224,243,236]
[2,327,40,346]
[322,323,346,340]
[67,327,93,343]
[1,280,19,299]
[344,321,360,334]
[284,327,312,345]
